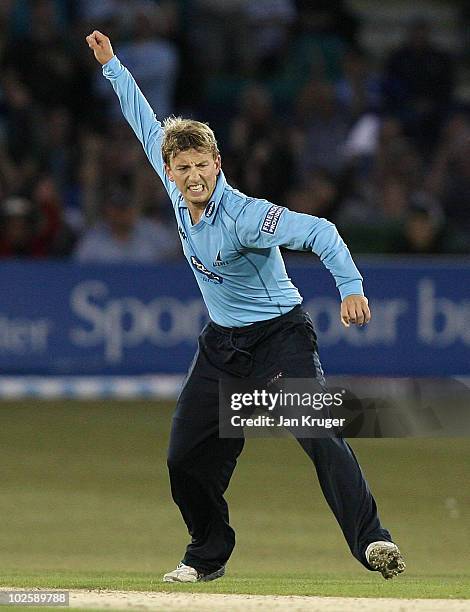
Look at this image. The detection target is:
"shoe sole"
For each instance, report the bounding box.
[163,575,197,583]
[163,566,225,583]
[199,566,225,582]
[368,546,406,580]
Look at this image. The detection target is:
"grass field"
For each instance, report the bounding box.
[0,401,469,600]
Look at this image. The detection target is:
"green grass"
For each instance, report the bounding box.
[0,401,469,599]
[1,572,470,599]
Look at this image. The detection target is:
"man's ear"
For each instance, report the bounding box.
[165,163,175,182]
[215,154,221,175]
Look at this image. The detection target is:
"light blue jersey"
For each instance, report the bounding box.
[103,56,363,327]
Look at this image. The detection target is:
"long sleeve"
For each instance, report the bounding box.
[102,55,177,200]
[235,199,363,300]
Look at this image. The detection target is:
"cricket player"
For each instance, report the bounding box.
[86,30,406,583]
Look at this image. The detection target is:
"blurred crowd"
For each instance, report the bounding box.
[0,0,469,262]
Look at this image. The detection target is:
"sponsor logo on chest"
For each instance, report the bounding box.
[190,255,223,284]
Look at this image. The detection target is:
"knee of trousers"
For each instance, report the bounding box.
[167,453,189,474]
[300,435,352,460]
[167,448,205,475]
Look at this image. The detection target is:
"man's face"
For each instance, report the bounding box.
[165,148,221,207]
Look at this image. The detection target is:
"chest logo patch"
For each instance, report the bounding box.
[261,205,285,234]
[190,255,223,284]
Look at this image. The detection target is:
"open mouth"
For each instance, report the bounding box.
[188,184,204,193]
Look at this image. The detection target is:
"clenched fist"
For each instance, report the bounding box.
[86,30,114,65]
[341,295,371,327]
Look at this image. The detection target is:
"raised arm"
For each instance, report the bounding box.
[86,30,174,196]
[235,199,371,327]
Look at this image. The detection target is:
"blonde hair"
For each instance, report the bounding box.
[162,116,219,165]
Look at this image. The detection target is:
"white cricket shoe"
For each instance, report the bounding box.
[365,541,406,579]
[163,562,225,583]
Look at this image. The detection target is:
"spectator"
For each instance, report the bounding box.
[372,117,423,193]
[0,179,76,258]
[2,0,81,112]
[242,0,296,76]
[334,175,410,254]
[0,72,40,188]
[0,196,35,257]
[40,107,76,199]
[426,112,470,236]
[392,192,452,254]
[294,0,359,49]
[286,168,339,217]
[383,17,455,154]
[268,0,358,106]
[74,188,179,263]
[342,115,421,188]
[133,164,175,224]
[335,48,382,119]
[228,84,295,200]
[31,175,77,257]
[188,0,250,77]
[292,79,350,178]
[105,5,179,120]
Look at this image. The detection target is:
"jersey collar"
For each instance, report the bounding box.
[178,170,226,225]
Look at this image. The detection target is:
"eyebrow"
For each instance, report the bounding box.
[176,162,209,169]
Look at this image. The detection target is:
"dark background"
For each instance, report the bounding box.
[0,0,469,261]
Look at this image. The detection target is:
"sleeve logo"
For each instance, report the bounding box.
[261,205,285,234]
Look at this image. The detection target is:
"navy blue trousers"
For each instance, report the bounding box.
[167,305,391,573]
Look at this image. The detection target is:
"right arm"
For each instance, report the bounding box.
[86,30,175,197]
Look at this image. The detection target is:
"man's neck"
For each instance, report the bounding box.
[187,202,206,225]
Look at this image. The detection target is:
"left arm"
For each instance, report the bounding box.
[235,200,371,326]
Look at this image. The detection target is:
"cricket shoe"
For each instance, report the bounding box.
[163,562,225,583]
[365,541,406,579]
